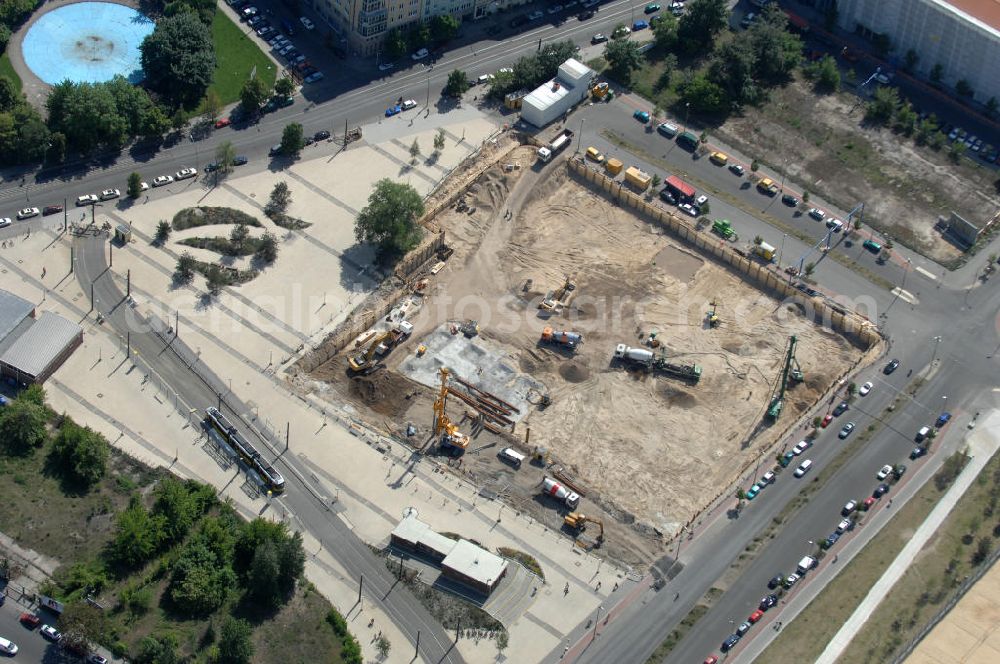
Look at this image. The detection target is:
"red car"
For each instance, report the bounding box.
[704,657,719,664]
[821,414,834,428]
[214,118,231,129]
[19,612,41,629]
[748,609,764,624]
[862,496,877,510]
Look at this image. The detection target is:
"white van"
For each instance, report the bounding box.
[499,447,525,469]
[794,459,813,477]
[797,555,817,574]
[915,426,930,442]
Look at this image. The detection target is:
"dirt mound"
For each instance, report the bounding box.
[559,362,591,383]
[349,370,421,418]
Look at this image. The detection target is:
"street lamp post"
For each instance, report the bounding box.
[778,233,787,271]
[684,102,690,133]
[931,336,942,365]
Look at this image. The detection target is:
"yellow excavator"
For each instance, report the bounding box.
[564,512,605,544]
[706,298,721,328]
[348,331,391,374]
[433,368,469,455]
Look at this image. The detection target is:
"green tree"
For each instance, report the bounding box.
[0,76,18,112]
[914,115,938,145]
[168,536,235,614]
[46,131,66,164]
[274,77,295,97]
[152,478,213,544]
[865,85,900,125]
[266,181,292,216]
[811,55,840,92]
[57,602,105,656]
[433,129,445,152]
[175,252,196,283]
[255,232,278,264]
[903,48,919,72]
[955,79,974,97]
[651,12,679,51]
[46,81,130,153]
[202,89,222,122]
[409,138,421,163]
[230,223,250,251]
[750,159,759,172]
[135,634,179,664]
[710,39,759,107]
[443,69,470,97]
[140,104,171,139]
[240,76,270,114]
[430,14,460,43]
[354,179,425,259]
[128,172,144,199]
[655,53,679,91]
[247,539,282,606]
[280,122,305,156]
[987,97,999,118]
[495,630,508,657]
[893,101,917,135]
[111,495,165,567]
[140,13,215,107]
[677,0,728,54]
[804,262,815,276]
[679,73,728,115]
[930,63,944,84]
[376,634,391,659]
[408,22,431,50]
[604,38,643,85]
[155,220,171,244]
[205,265,226,296]
[948,139,967,164]
[746,6,802,85]
[218,617,254,664]
[384,28,407,60]
[51,420,109,487]
[0,394,49,455]
[215,140,236,177]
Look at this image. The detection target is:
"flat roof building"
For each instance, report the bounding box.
[521,58,595,128]
[0,311,83,384]
[391,513,509,594]
[0,291,35,345]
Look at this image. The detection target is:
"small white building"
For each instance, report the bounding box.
[521,58,595,128]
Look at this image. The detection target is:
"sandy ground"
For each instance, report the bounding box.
[905,559,1000,664]
[312,150,861,565]
[715,76,1000,263]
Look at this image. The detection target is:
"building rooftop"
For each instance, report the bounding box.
[558,58,592,83]
[943,0,1000,33]
[0,290,34,343]
[441,539,508,587]
[391,513,458,559]
[0,311,81,378]
[522,78,573,114]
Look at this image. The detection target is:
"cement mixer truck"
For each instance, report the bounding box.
[542,477,580,509]
[613,344,702,383]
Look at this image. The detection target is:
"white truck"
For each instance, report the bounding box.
[542,477,580,509]
[537,129,574,162]
[613,344,655,366]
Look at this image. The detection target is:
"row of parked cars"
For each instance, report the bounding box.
[10,610,107,662]
[229,0,324,84]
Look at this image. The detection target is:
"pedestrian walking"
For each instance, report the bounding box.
[41,267,46,278]
[596,581,601,590]
[674,592,680,601]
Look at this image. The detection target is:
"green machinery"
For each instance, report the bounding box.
[711,219,736,240]
[767,336,804,420]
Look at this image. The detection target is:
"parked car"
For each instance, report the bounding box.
[936,412,952,427]
[645,3,661,13]
[709,151,728,166]
[547,4,564,14]
[876,464,893,480]
[862,496,877,510]
[19,613,41,629]
[633,109,650,123]
[736,620,751,636]
[838,422,855,439]
[910,446,928,459]
[833,401,849,416]
[821,414,833,428]
[175,167,198,180]
[314,130,331,141]
[759,594,778,611]
[299,16,314,30]
[76,194,98,206]
[578,9,595,19]
[808,207,825,220]
[633,19,649,30]
[748,609,764,624]
[591,32,608,43]
[0,638,17,655]
[873,483,890,498]
[761,470,775,484]
[0,217,11,228]
[745,483,761,499]
[826,218,844,232]
[87,654,109,664]
[792,440,811,455]
[793,459,812,477]
[893,464,907,480]
[16,207,39,220]
[678,203,699,217]
[528,10,545,20]
[721,634,740,652]
[884,358,900,374]
[783,572,801,588]
[859,381,873,396]
[863,239,882,253]
[837,518,854,533]
[304,71,324,83]
[411,48,429,60]
[152,175,174,187]
[729,163,745,176]
[781,193,799,207]
[233,155,249,166]
[43,205,63,215]
[40,624,61,642]
[767,574,783,589]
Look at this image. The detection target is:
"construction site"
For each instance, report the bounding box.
[299,140,871,567]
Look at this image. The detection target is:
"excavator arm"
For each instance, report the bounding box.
[348,331,392,373]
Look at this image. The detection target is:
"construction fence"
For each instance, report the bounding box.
[567,157,882,349]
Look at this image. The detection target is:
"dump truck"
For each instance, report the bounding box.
[541,327,583,350]
[624,166,652,191]
[757,177,779,195]
[542,477,580,509]
[752,241,776,262]
[613,344,702,383]
[375,321,414,356]
[537,129,574,162]
[605,158,624,176]
[711,219,736,240]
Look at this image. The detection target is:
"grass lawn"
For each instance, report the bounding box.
[203,10,276,109]
[761,446,1000,664]
[0,51,22,94]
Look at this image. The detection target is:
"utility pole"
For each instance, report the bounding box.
[89,283,94,312]
[70,247,74,274]
[126,331,131,359]
[415,631,420,659]
[174,310,178,336]
[576,118,585,153]
[285,422,290,452]
[126,269,130,297]
[358,575,364,603]
[63,198,67,232]
[109,240,113,268]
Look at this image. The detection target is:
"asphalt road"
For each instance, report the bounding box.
[0,597,67,662]
[72,235,463,664]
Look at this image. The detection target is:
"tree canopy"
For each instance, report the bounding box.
[140,13,216,108]
[677,0,729,54]
[354,179,425,260]
[280,122,305,156]
[605,38,643,85]
[0,390,49,455]
[240,76,270,113]
[444,69,469,97]
[51,420,110,487]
